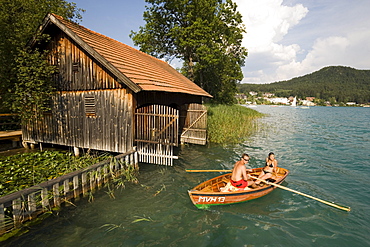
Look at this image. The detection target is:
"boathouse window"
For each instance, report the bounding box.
[84,95,96,117]
[43,98,53,115]
[72,62,80,72]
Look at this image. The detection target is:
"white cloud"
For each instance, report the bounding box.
[239,0,308,51]
[234,0,370,83]
[234,0,308,83]
[278,28,370,79]
[303,36,349,67]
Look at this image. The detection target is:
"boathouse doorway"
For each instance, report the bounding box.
[180,103,207,145]
[135,103,207,166]
[135,104,179,166]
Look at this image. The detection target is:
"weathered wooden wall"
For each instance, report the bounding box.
[50,32,123,91]
[23,89,134,153]
[23,31,135,153]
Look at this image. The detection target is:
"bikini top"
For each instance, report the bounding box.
[266,162,274,168]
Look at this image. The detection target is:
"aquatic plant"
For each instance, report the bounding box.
[153,184,166,197]
[103,157,139,199]
[100,223,125,232]
[0,151,107,197]
[131,215,153,223]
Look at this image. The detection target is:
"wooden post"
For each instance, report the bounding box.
[63,179,70,200]
[53,183,60,207]
[22,141,29,149]
[96,167,102,187]
[12,198,22,228]
[134,151,139,169]
[0,204,5,234]
[28,193,37,220]
[73,175,79,198]
[90,171,95,192]
[74,146,80,157]
[110,160,115,174]
[41,188,49,209]
[81,172,87,196]
[103,165,109,183]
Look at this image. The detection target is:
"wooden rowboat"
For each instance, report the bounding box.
[188,167,289,209]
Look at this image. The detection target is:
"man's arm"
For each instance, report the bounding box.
[241,166,250,180]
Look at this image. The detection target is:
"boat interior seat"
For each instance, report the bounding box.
[201,186,214,192]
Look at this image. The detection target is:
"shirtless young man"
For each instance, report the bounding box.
[230,153,257,189]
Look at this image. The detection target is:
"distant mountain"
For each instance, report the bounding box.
[237,66,370,103]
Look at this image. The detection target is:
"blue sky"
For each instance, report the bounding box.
[70,0,370,84]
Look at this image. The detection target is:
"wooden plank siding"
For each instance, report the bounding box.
[23,33,135,153]
[52,33,123,91]
[23,89,133,153]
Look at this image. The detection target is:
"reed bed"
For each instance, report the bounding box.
[206,104,264,144]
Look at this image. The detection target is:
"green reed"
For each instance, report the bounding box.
[206,104,264,144]
[101,157,139,199]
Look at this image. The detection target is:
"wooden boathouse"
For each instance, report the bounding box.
[23,13,212,165]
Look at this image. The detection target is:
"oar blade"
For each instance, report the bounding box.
[250,176,351,212]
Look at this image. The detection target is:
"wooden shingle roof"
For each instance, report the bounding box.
[39,13,211,97]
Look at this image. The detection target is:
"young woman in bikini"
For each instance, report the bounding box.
[255,152,278,186]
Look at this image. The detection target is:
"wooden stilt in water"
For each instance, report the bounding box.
[74,146,80,157]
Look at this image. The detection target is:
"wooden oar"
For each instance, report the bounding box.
[250,176,351,212]
[185,169,232,172]
[185,169,260,176]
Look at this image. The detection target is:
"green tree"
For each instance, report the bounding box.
[13,46,57,123]
[130,0,247,104]
[0,0,83,113]
[329,97,336,105]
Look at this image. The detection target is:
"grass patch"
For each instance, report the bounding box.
[206,104,264,144]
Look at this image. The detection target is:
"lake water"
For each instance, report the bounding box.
[4,106,370,246]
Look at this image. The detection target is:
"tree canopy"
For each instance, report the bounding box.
[130,0,248,104]
[0,0,83,117]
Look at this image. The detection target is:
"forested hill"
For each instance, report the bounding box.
[237,66,370,103]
